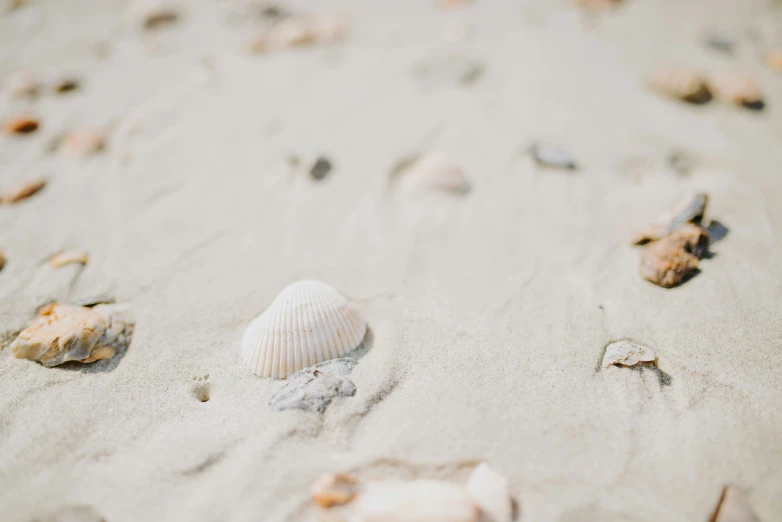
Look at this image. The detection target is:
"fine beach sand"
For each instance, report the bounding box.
[1,0,782,521]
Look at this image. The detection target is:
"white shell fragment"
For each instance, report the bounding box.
[602,340,657,368]
[269,358,357,412]
[11,303,134,367]
[241,280,366,379]
[392,151,470,194]
[466,463,513,522]
[710,486,760,522]
[48,251,89,268]
[530,143,577,170]
[311,474,492,522]
[632,192,708,245]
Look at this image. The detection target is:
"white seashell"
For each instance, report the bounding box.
[312,473,490,522]
[392,151,470,194]
[241,280,366,379]
[602,340,657,368]
[466,463,513,522]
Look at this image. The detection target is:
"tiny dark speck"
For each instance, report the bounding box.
[310,157,332,181]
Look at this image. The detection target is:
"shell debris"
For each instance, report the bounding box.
[648,68,712,104]
[5,70,40,98]
[61,129,106,157]
[1,179,46,205]
[639,224,709,288]
[2,116,40,135]
[241,280,366,379]
[49,251,89,269]
[269,358,357,413]
[602,340,658,368]
[632,192,708,245]
[391,151,470,194]
[11,303,134,367]
[530,143,577,170]
[710,73,764,109]
[311,463,513,522]
[709,486,760,522]
[247,15,346,53]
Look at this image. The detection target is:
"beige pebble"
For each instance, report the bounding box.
[0,179,46,205]
[49,251,89,269]
[648,68,712,104]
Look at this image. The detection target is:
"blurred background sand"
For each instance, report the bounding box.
[1,1,781,521]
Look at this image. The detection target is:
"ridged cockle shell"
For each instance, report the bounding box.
[241,280,366,379]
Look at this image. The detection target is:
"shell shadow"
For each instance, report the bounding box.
[349,326,374,362]
[628,363,673,387]
[56,334,133,374]
[741,100,766,111]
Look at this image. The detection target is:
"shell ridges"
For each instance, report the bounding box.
[241,280,366,379]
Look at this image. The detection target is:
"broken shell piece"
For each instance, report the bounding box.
[5,70,40,98]
[241,280,366,379]
[711,74,764,109]
[312,474,360,509]
[709,486,760,522]
[11,303,134,367]
[766,51,782,73]
[247,15,346,53]
[466,463,513,522]
[269,358,357,412]
[602,340,658,368]
[2,116,39,134]
[312,474,489,522]
[48,251,89,269]
[132,0,180,30]
[639,226,709,288]
[1,179,46,205]
[309,156,333,181]
[392,151,470,194]
[61,129,106,157]
[648,68,712,104]
[530,143,577,170]
[53,77,80,94]
[632,192,708,245]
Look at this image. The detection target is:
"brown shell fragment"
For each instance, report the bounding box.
[247,16,346,53]
[709,486,760,522]
[632,192,708,245]
[648,68,712,104]
[49,251,89,269]
[711,74,764,109]
[639,225,709,288]
[61,129,106,157]
[3,116,39,134]
[311,473,360,508]
[11,303,133,367]
[767,51,782,73]
[0,179,46,205]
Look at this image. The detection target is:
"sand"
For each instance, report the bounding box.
[1,0,781,521]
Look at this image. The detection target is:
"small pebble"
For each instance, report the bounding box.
[711,73,765,110]
[602,340,657,368]
[53,77,80,94]
[705,32,735,54]
[639,224,709,288]
[309,156,333,181]
[61,129,106,157]
[49,251,89,269]
[530,143,577,170]
[648,67,712,104]
[0,179,46,205]
[3,116,39,134]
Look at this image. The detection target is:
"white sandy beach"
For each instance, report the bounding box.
[1,0,781,521]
